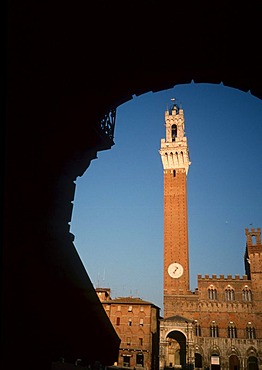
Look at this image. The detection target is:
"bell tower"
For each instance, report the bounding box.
[159,101,191,317]
[244,227,262,286]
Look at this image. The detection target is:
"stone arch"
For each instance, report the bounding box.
[226,347,242,370]
[226,347,241,358]
[166,328,186,339]
[5,1,262,368]
[246,346,258,357]
[247,356,259,370]
[194,345,204,358]
[229,354,240,370]
[195,352,203,369]
[166,330,187,369]
[209,346,221,358]
[194,345,204,369]
[245,347,259,370]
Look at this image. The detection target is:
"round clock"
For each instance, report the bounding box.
[168,262,183,278]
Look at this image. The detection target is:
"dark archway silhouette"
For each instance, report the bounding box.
[247,356,259,370]
[229,354,240,370]
[167,331,187,368]
[4,2,262,369]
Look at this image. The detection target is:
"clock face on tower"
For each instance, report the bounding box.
[168,262,184,278]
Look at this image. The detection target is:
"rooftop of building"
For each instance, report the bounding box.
[102,295,160,308]
[197,274,249,281]
[95,287,111,292]
[162,315,191,323]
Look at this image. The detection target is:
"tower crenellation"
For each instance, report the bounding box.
[160,103,191,174]
[197,274,249,281]
[245,227,261,246]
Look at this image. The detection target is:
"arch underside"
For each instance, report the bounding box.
[4,1,262,368]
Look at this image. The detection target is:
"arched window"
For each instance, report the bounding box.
[210,321,219,337]
[194,321,201,336]
[246,323,256,339]
[225,285,235,301]
[242,286,252,301]
[208,286,217,300]
[228,322,237,338]
[171,124,177,141]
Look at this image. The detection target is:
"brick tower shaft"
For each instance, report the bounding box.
[159,102,191,318]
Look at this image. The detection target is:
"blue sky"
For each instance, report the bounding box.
[70,83,262,313]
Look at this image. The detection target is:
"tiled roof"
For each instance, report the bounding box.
[104,296,159,307]
[163,315,191,322]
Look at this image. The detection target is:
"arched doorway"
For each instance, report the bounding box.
[247,356,259,370]
[195,353,203,369]
[166,331,186,369]
[229,354,240,370]
[210,353,220,370]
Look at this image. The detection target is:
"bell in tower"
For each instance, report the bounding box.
[160,99,190,174]
[171,123,177,141]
